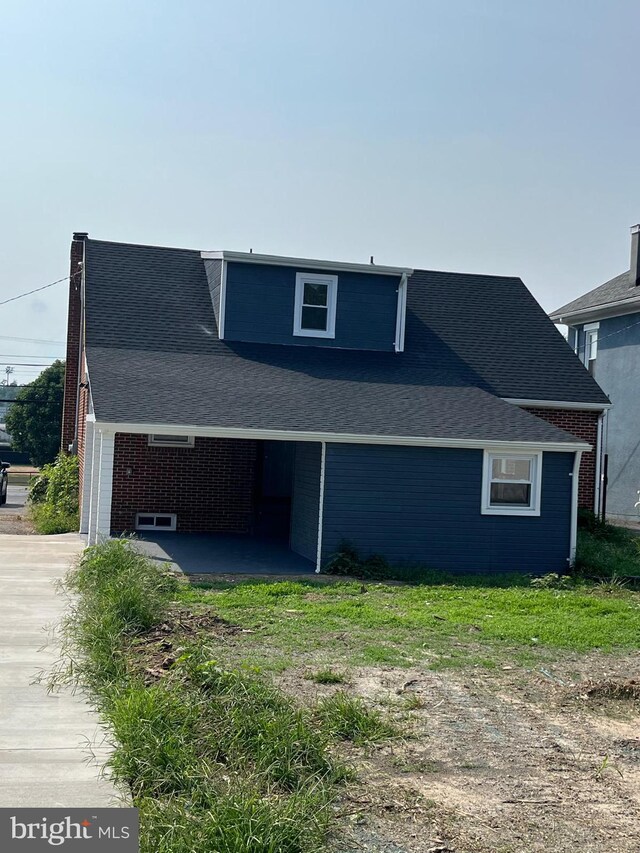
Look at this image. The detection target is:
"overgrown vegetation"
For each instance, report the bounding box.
[575,510,640,579]
[29,453,79,534]
[56,540,401,852]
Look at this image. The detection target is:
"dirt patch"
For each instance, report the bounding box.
[277,653,640,852]
[130,606,245,683]
[0,511,35,534]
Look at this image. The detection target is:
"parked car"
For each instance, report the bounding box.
[0,461,10,505]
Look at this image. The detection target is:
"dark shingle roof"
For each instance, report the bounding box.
[82,239,607,444]
[550,270,640,320]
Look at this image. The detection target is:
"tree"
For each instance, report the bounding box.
[5,360,66,467]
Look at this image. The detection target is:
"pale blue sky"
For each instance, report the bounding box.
[1,0,639,382]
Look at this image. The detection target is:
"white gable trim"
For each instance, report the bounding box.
[201,250,413,278]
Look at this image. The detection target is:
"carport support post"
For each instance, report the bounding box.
[87,426,101,544]
[94,429,115,542]
[79,419,94,534]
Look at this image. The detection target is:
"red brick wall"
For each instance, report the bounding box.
[522,408,600,510]
[61,233,86,453]
[110,433,259,534]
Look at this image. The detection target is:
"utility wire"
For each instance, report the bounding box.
[0,335,65,345]
[0,270,78,308]
[572,314,640,356]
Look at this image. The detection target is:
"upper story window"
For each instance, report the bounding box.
[481,451,542,516]
[583,323,599,375]
[293,272,337,338]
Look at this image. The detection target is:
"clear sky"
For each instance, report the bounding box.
[1,0,639,383]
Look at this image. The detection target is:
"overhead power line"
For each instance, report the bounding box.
[0,335,65,346]
[0,271,77,308]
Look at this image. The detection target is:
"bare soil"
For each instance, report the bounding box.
[132,610,640,852]
[279,654,640,853]
[0,510,34,534]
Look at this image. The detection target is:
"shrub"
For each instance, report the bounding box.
[29,453,79,534]
[324,542,392,579]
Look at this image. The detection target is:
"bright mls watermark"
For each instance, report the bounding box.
[1,809,138,850]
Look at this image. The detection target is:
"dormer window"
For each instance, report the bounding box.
[293,272,337,338]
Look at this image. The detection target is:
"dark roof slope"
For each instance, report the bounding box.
[550,270,640,320]
[82,239,606,443]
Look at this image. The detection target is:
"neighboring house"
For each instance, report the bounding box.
[551,224,640,521]
[62,232,608,573]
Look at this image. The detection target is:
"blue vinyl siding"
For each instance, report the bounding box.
[321,444,573,573]
[290,442,322,562]
[223,262,399,350]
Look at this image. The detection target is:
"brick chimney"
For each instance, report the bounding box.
[60,232,87,453]
[631,224,640,287]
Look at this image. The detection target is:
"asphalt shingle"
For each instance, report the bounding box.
[83,239,607,444]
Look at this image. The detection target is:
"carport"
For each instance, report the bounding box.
[133,532,315,575]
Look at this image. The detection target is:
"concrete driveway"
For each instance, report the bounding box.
[0,533,118,806]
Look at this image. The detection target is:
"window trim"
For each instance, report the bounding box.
[135,512,177,531]
[583,322,599,371]
[148,434,195,448]
[293,272,337,339]
[481,450,542,516]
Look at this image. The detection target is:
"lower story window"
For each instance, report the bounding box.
[481,451,542,516]
[135,512,177,531]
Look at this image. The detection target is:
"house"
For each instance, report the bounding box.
[62,232,609,573]
[550,224,640,522]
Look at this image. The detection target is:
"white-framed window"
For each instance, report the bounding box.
[135,512,177,531]
[583,322,599,375]
[481,451,542,516]
[148,434,194,448]
[293,272,338,338]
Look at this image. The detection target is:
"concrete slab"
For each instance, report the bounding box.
[134,532,316,575]
[0,533,119,807]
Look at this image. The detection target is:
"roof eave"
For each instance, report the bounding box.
[92,419,590,453]
[550,296,640,325]
[201,250,413,277]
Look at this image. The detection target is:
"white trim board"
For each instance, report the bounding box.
[94,421,591,453]
[201,250,413,277]
[503,398,611,411]
[394,272,408,353]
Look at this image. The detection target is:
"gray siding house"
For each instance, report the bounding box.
[551,225,640,522]
[63,234,609,574]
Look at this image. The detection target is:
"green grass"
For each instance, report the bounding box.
[315,692,397,745]
[306,668,348,685]
[54,540,385,853]
[178,573,640,671]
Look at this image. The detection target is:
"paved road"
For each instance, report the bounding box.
[0,533,119,806]
[2,484,28,514]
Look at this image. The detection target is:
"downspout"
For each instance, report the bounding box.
[315,441,326,573]
[73,241,87,451]
[394,273,408,353]
[569,449,583,568]
[594,411,604,516]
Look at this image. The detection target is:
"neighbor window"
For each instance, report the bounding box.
[148,435,194,447]
[293,272,338,338]
[481,451,542,516]
[583,323,599,375]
